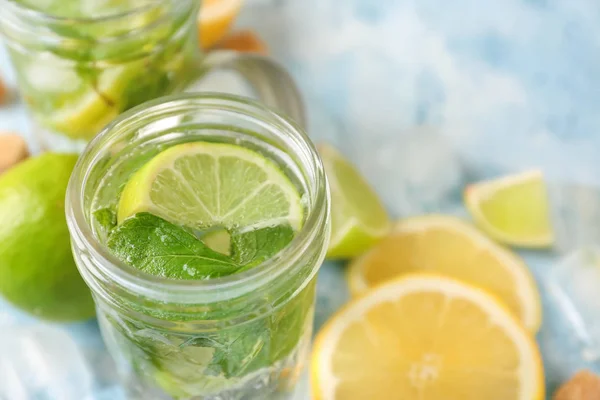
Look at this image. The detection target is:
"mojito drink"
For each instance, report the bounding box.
[67,94,330,399]
[0,0,199,148]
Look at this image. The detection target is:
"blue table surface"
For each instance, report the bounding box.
[2,0,600,398]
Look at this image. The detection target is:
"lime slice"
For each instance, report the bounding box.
[465,170,554,248]
[118,142,303,231]
[45,66,136,140]
[202,229,231,255]
[318,144,390,259]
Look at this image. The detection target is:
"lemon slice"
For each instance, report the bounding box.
[198,0,243,49]
[465,170,554,248]
[347,215,542,332]
[311,275,545,400]
[117,142,303,231]
[319,144,390,259]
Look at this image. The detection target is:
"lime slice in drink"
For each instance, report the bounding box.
[318,144,391,259]
[465,169,554,248]
[202,229,232,255]
[117,142,303,231]
[44,66,136,140]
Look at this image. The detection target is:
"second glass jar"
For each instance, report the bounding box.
[0,0,200,150]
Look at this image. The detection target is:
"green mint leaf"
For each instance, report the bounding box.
[107,213,240,279]
[75,64,100,85]
[187,326,269,378]
[121,69,171,111]
[93,207,117,234]
[105,215,306,388]
[230,225,295,268]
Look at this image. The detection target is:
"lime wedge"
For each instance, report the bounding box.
[202,229,231,255]
[318,144,390,259]
[465,169,554,248]
[45,66,135,140]
[117,142,303,231]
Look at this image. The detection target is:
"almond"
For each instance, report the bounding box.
[0,77,8,105]
[554,370,600,400]
[217,30,269,55]
[0,134,29,174]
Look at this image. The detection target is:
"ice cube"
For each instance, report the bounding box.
[346,126,465,216]
[24,53,82,93]
[290,370,310,400]
[548,184,600,254]
[83,385,126,400]
[0,324,93,400]
[547,248,600,363]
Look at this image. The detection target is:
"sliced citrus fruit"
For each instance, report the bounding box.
[465,170,554,248]
[199,0,243,49]
[202,228,231,255]
[318,144,390,259]
[347,215,541,332]
[117,142,303,231]
[312,275,545,400]
[44,66,136,140]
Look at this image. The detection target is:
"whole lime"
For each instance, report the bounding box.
[0,153,95,321]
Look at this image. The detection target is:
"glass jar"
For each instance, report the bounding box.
[66,93,330,399]
[0,0,305,152]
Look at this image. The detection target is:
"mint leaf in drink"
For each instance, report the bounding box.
[230,225,295,267]
[107,213,240,279]
[121,68,170,111]
[188,324,270,378]
[93,207,117,235]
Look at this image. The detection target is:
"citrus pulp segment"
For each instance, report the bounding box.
[318,144,390,259]
[117,142,303,232]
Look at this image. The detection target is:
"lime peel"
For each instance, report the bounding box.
[465,169,554,248]
[318,144,390,259]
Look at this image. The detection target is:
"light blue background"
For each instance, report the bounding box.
[2,0,600,398]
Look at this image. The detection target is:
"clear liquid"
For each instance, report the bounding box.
[5,0,198,149]
[88,126,315,399]
[99,305,315,400]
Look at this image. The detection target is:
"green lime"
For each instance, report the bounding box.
[0,153,95,321]
[202,228,232,255]
[117,142,303,231]
[318,144,391,259]
[44,66,136,140]
[465,170,553,248]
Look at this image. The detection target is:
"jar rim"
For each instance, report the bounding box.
[1,0,164,24]
[0,0,196,57]
[66,93,330,304]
